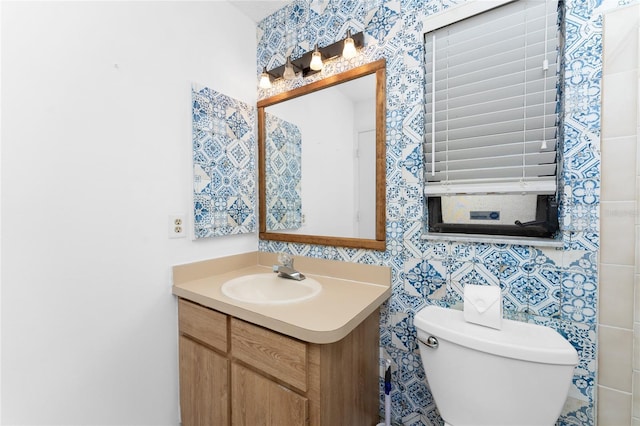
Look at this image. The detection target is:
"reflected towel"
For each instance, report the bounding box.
[463,284,502,329]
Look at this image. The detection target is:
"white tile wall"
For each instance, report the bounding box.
[601,4,640,424]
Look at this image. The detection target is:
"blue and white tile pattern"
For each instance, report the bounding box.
[265,113,303,231]
[256,0,616,424]
[192,84,256,238]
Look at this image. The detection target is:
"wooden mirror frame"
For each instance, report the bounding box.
[257,59,386,250]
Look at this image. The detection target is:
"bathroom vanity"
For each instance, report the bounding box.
[172,252,391,426]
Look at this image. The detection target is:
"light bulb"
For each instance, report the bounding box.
[342,30,357,59]
[310,44,323,71]
[258,67,272,89]
[283,56,296,80]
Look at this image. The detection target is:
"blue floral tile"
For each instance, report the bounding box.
[286,0,310,31]
[387,237,405,259]
[563,231,599,252]
[568,203,599,233]
[404,257,447,300]
[402,104,424,143]
[534,316,596,403]
[367,3,401,43]
[264,113,302,231]
[557,400,594,426]
[401,0,440,16]
[387,220,404,242]
[527,266,561,317]
[387,203,403,222]
[450,242,474,262]
[423,240,449,261]
[384,252,406,284]
[566,250,597,274]
[406,379,431,411]
[561,267,598,324]
[401,183,424,215]
[400,144,423,182]
[500,263,529,313]
[565,143,600,181]
[389,311,414,350]
[335,246,365,262]
[403,221,429,258]
[192,85,256,238]
[389,183,422,220]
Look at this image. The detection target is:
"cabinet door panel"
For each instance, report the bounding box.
[231,363,308,426]
[231,318,307,391]
[179,336,229,426]
[179,299,227,352]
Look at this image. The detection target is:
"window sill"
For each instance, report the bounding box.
[423,232,563,248]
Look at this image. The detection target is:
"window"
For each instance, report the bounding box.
[424,0,562,238]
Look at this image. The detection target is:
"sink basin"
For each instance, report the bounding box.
[221,273,322,304]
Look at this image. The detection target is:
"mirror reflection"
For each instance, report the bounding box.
[258,60,386,250]
[264,74,376,238]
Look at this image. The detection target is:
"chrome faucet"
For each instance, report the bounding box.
[273,253,306,281]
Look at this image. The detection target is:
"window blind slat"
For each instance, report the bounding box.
[425,130,558,152]
[429,151,557,173]
[427,163,557,182]
[432,39,558,77]
[429,2,557,48]
[425,140,557,162]
[426,64,557,100]
[435,20,558,59]
[430,113,557,142]
[432,103,558,133]
[432,72,558,104]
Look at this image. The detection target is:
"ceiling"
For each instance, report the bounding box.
[229,1,291,23]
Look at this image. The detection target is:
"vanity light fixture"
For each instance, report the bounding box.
[342,30,357,59]
[258,66,272,89]
[282,56,297,80]
[309,44,324,71]
[257,31,364,85]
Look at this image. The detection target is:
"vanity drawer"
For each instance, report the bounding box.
[178,298,228,352]
[230,318,307,391]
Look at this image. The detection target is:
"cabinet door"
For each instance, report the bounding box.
[231,363,308,426]
[178,298,227,352]
[231,318,307,391]
[179,336,229,426]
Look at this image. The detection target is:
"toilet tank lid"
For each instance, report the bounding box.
[414,305,579,365]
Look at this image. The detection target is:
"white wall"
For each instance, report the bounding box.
[267,88,356,236]
[599,4,639,424]
[1,2,257,424]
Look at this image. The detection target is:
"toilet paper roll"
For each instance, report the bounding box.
[463,284,502,329]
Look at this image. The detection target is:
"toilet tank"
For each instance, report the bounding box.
[414,305,578,426]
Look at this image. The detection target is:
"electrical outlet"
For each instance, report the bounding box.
[168,215,186,239]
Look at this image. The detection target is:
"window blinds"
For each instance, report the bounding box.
[424,0,560,196]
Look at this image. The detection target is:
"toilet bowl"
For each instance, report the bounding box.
[414,305,578,426]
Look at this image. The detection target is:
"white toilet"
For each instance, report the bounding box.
[414,305,579,426]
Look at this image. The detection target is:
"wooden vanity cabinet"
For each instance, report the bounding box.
[177,298,380,426]
[179,336,229,425]
[232,362,308,425]
[178,299,230,425]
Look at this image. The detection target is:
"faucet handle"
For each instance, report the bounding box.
[277,252,293,268]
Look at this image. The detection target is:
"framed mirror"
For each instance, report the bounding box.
[258,59,386,250]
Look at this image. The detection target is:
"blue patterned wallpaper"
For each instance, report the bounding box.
[256,0,632,424]
[265,113,303,231]
[192,84,256,238]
